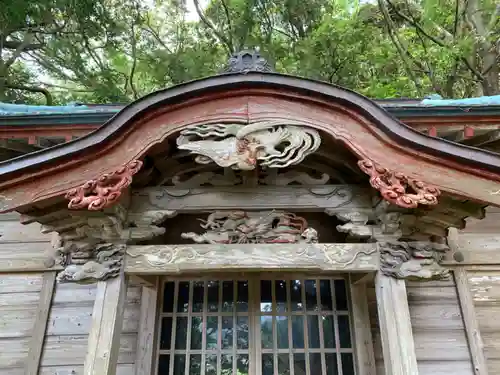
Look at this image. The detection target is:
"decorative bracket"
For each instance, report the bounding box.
[66,160,143,210]
[358,159,440,208]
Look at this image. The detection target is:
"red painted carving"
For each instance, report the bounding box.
[358,159,440,208]
[65,160,143,210]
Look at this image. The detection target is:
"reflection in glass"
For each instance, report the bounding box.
[277,354,290,375]
[293,353,306,375]
[260,316,273,349]
[221,355,233,375]
[342,353,355,375]
[173,354,185,375]
[275,280,288,312]
[177,282,190,312]
[338,315,352,348]
[207,281,219,312]
[190,317,202,350]
[160,316,172,350]
[325,353,338,375]
[261,280,272,313]
[323,315,336,348]
[158,354,170,375]
[305,280,317,311]
[237,281,249,312]
[290,280,303,311]
[237,354,249,375]
[163,282,175,312]
[320,280,333,311]
[310,353,322,375]
[335,279,348,311]
[307,315,320,348]
[206,354,217,375]
[221,317,233,349]
[206,316,218,350]
[190,354,201,375]
[192,282,204,313]
[175,317,188,349]
[277,316,288,349]
[237,316,249,349]
[262,354,274,375]
[222,281,234,312]
[292,315,304,348]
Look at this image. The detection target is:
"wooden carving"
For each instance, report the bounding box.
[125,243,379,273]
[176,121,321,170]
[379,241,450,281]
[358,160,440,208]
[181,210,318,244]
[66,160,143,210]
[57,243,125,283]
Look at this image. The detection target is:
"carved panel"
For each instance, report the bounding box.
[124,243,379,273]
[176,121,321,170]
[66,160,143,210]
[358,160,440,208]
[378,241,450,281]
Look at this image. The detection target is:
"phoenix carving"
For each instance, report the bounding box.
[176,121,321,170]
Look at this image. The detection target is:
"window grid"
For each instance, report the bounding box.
[157,277,354,375]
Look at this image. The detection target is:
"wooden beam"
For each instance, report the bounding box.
[375,273,418,375]
[131,185,373,213]
[135,278,159,375]
[84,273,127,375]
[349,277,376,375]
[25,271,57,375]
[125,243,379,274]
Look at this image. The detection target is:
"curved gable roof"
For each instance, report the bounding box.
[1,72,500,212]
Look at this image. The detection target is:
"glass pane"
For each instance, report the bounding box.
[277,354,290,375]
[237,354,249,375]
[193,282,204,313]
[160,316,172,350]
[222,281,234,312]
[338,315,352,348]
[237,281,249,312]
[260,316,273,349]
[323,315,336,348]
[175,317,188,349]
[178,282,190,312]
[290,280,303,311]
[163,282,175,312]
[222,317,233,350]
[173,354,185,375]
[277,316,289,349]
[307,315,320,348]
[293,353,306,375]
[191,317,202,350]
[341,353,355,375]
[206,355,217,375]
[275,280,288,312]
[206,316,218,350]
[190,354,201,375]
[221,355,233,375]
[260,354,272,375]
[305,280,317,311]
[334,279,348,311]
[237,316,249,349]
[207,281,219,312]
[261,280,273,313]
[292,315,304,348]
[320,280,333,311]
[310,353,322,375]
[158,354,170,375]
[325,353,338,375]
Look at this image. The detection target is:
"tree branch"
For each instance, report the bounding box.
[6,83,53,105]
[193,0,233,54]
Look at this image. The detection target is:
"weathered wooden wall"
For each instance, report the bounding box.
[367,279,474,375]
[0,213,141,375]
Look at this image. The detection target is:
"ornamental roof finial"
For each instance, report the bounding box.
[221,48,274,74]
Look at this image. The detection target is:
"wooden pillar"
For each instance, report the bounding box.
[84,273,127,375]
[375,273,419,375]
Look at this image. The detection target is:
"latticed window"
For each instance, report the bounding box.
[157,277,355,375]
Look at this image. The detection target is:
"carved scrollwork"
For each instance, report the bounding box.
[181,210,318,244]
[358,160,440,208]
[176,121,321,170]
[66,160,143,210]
[379,241,450,281]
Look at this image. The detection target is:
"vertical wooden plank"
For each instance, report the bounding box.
[84,273,127,375]
[135,277,159,375]
[349,278,376,375]
[375,273,418,375]
[448,227,488,375]
[25,271,57,375]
